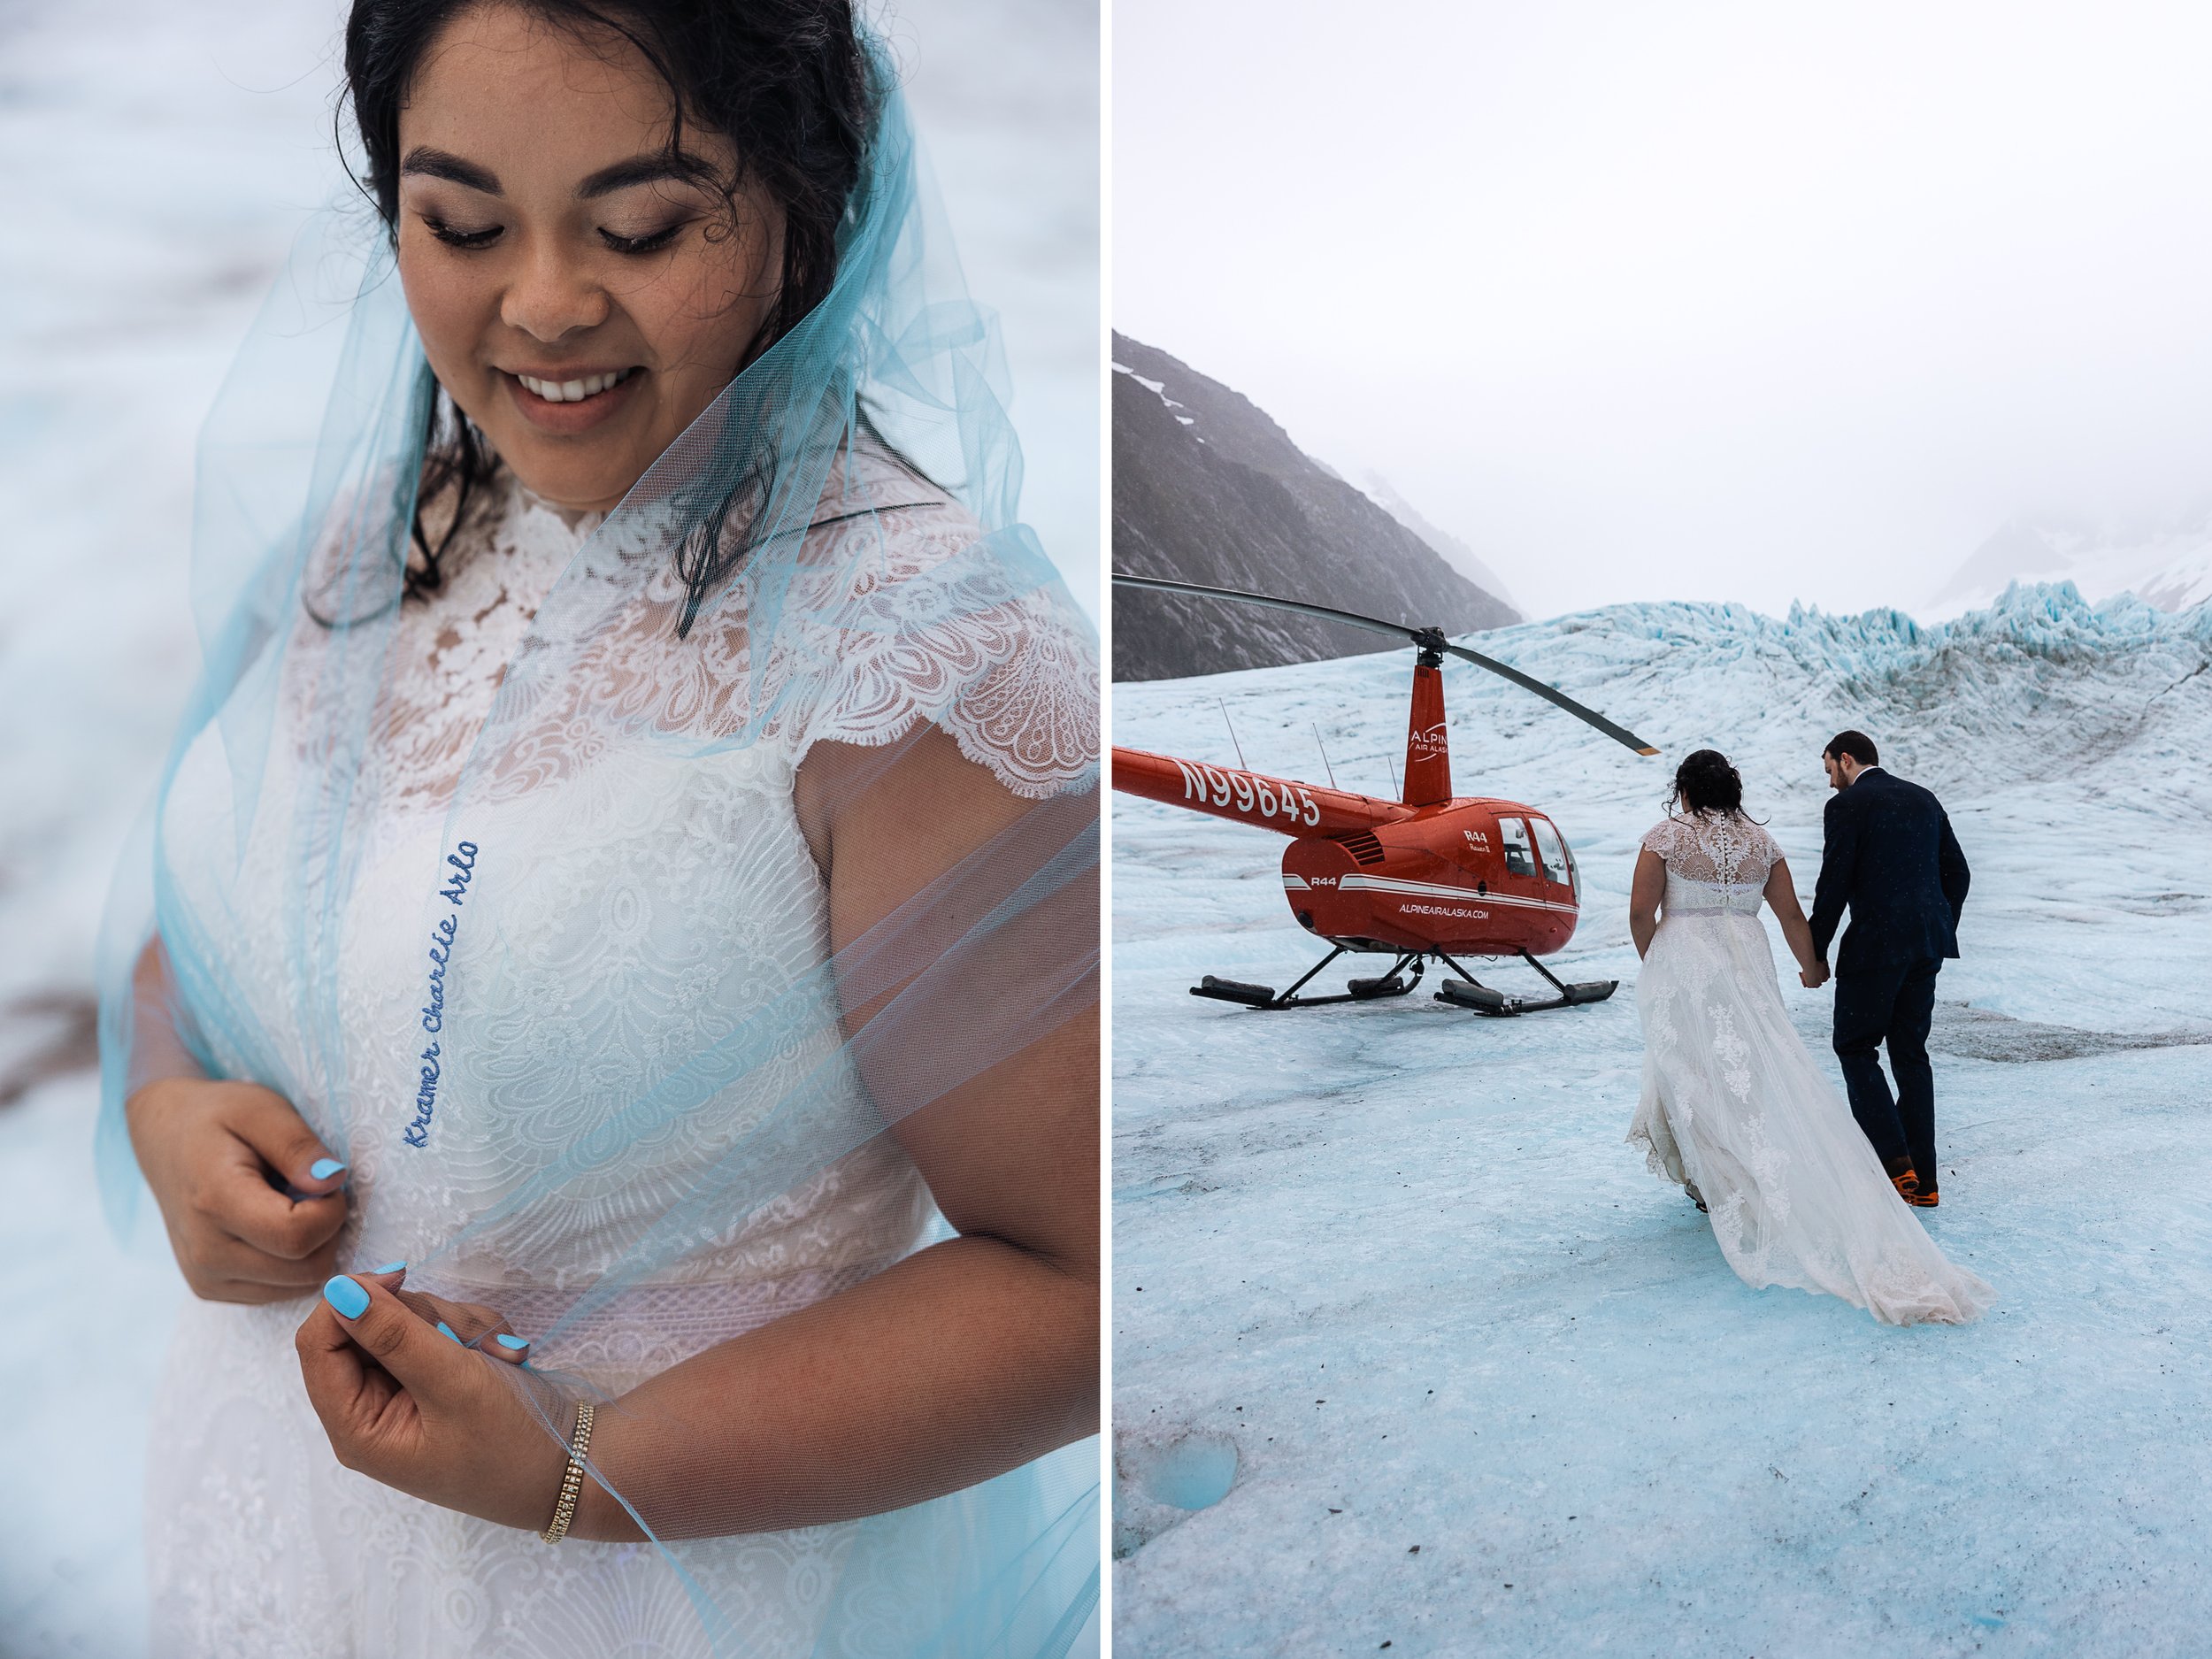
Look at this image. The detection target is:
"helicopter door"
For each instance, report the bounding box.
[1498,816,1539,879]
[1530,817,1577,900]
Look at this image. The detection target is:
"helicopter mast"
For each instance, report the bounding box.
[1402,631,1453,806]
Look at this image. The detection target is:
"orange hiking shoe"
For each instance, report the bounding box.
[1890,1167,1921,1203]
[1905,1184,1939,1209]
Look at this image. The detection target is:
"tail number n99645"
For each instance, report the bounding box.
[1171,758,1320,826]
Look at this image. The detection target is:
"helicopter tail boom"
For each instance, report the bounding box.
[1112,747,1409,837]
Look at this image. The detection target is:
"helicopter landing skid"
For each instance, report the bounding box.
[1433,949,1617,1017]
[1193,947,1425,1010]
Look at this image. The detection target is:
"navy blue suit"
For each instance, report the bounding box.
[1809,768,1970,1189]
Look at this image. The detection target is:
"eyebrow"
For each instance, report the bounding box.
[398,146,717,200]
[578,152,719,199]
[400,147,502,194]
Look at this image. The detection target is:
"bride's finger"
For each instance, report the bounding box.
[205,1227,344,1293]
[301,1275,488,1471]
[295,1283,374,1416]
[393,1289,526,1362]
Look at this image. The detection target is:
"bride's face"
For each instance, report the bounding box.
[393,4,786,514]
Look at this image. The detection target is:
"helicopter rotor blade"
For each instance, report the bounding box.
[1113,572,1661,757]
[1433,641,1659,757]
[1113,572,1417,646]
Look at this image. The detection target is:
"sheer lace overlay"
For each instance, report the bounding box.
[145,448,1096,1657]
[1627,812,1993,1327]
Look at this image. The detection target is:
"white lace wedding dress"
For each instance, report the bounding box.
[1627,811,1993,1326]
[143,449,1097,1655]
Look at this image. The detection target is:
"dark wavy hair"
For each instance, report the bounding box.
[341,0,875,614]
[1670,748,1748,818]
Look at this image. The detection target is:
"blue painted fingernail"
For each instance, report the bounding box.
[370,1261,407,1274]
[436,1321,460,1343]
[322,1276,370,1319]
[495,1333,529,1350]
[310,1157,347,1181]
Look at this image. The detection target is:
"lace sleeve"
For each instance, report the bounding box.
[1639,820,1681,864]
[1750,823,1786,883]
[772,503,1100,801]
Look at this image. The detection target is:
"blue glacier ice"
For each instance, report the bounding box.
[1113,587,2212,1656]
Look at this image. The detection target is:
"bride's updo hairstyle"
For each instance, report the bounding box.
[341,0,875,606]
[1670,748,1746,818]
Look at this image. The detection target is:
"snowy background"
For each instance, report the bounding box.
[1111,588,2212,1655]
[0,2,1096,1652]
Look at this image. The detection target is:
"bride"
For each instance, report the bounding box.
[99,3,1097,1654]
[1626,750,1992,1326]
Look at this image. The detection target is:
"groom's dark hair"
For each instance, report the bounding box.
[1824,731,1879,766]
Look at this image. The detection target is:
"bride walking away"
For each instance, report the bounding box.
[1626,749,1992,1326]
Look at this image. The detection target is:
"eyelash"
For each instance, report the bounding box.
[425,219,500,250]
[420,219,686,256]
[602,224,685,256]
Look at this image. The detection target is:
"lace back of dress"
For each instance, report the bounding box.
[1647,811,1775,914]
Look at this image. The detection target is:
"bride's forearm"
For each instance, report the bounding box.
[1774,906,1818,971]
[569,1233,1096,1541]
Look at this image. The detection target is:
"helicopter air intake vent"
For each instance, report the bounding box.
[1336,830,1386,867]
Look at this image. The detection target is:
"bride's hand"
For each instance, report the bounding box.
[295,1269,571,1532]
[126,1078,351,1303]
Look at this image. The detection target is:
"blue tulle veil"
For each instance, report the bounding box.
[95,33,1098,1656]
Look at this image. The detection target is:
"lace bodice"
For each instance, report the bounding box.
[372,471,600,803]
[161,446,1099,1346]
[351,452,1098,810]
[1641,811,1779,917]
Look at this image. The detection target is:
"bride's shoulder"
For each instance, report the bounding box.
[1639,818,1686,856]
[767,437,1099,799]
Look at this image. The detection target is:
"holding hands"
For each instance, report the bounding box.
[1801,960,1831,989]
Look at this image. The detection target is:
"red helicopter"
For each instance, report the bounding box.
[1114,573,1661,1015]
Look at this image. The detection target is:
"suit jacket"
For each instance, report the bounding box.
[1809,767,1970,974]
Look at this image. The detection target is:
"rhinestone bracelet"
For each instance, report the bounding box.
[540,1401,595,1544]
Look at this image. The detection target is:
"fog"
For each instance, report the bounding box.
[1113,0,2212,620]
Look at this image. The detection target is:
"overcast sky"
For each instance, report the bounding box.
[1114,0,2212,621]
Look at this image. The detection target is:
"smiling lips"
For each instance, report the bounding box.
[514,366,637,403]
[502,365,642,434]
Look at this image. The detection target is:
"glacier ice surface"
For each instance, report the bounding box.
[1113,588,2212,1656]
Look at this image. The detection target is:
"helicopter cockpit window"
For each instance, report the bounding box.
[1530,818,1573,893]
[1500,816,1538,879]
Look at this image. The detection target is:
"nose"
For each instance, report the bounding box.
[499,234,611,343]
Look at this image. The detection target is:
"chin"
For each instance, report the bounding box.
[490,438,645,516]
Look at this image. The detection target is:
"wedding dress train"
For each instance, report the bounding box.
[1628,812,1993,1326]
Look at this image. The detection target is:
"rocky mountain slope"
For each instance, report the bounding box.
[1112,334,1517,680]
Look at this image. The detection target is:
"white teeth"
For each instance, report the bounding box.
[515,368,634,403]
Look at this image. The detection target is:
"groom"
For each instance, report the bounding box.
[1804,730,1971,1208]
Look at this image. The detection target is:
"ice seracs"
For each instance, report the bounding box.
[514,367,635,403]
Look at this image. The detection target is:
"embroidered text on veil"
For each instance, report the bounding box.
[404,841,477,1148]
